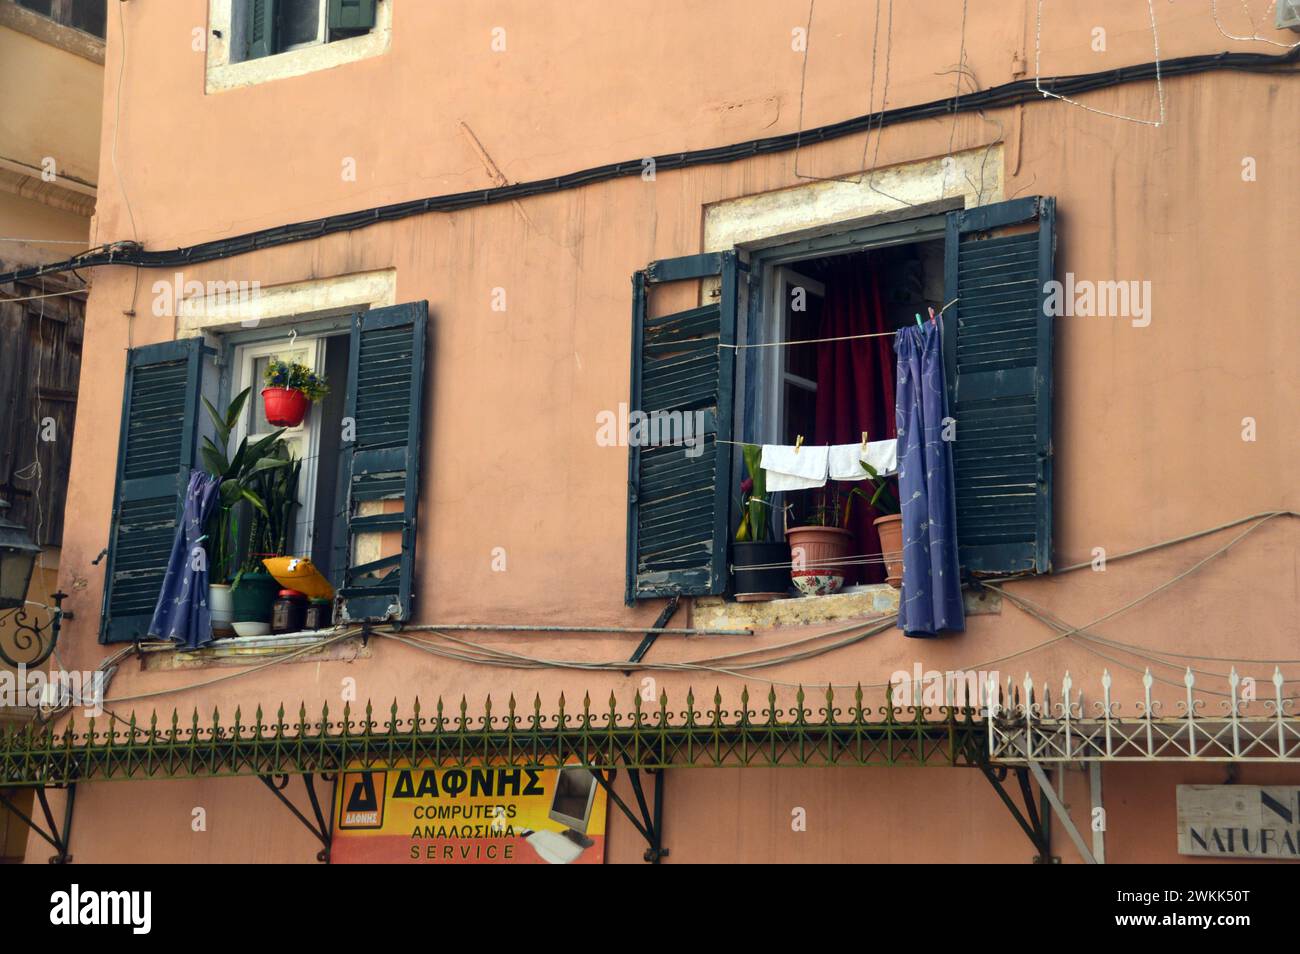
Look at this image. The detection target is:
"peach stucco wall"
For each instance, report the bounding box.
[29,1,1300,862]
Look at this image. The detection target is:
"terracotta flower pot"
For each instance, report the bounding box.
[874,514,904,589]
[262,387,310,427]
[786,526,853,596]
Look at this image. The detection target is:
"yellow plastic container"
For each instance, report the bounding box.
[261,556,335,602]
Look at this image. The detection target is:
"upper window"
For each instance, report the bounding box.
[206,0,391,94]
[232,0,376,63]
[14,0,105,39]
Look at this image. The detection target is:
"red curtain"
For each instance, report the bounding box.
[813,258,896,584]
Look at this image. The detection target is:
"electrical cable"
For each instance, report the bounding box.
[58,513,1299,713]
[2,45,1295,288]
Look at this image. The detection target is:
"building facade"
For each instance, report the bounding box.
[3,0,1299,864]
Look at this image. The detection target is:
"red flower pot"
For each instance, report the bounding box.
[262,387,310,427]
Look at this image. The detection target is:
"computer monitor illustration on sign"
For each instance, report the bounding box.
[521,766,599,864]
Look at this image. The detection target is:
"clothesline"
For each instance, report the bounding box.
[716,297,958,350]
[719,330,895,349]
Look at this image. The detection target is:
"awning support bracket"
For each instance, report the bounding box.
[977,760,1057,863]
[1027,760,1098,864]
[258,773,333,863]
[0,782,76,863]
[624,595,681,672]
[592,766,668,863]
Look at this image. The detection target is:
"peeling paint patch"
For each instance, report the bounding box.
[693,584,999,631]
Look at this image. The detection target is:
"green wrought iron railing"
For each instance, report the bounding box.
[0,685,985,786]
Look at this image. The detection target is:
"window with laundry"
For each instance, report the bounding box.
[96,303,427,646]
[230,0,378,63]
[624,198,1056,616]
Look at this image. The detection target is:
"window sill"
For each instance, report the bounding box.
[692,584,1000,631]
[139,626,369,671]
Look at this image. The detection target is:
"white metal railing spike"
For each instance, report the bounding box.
[1102,669,1114,758]
[1061,672,1073,758]
[1276,666,1287,756]
[1143,668,1155,755]
[1023,673,1035,759]
[1229,667,1242,756]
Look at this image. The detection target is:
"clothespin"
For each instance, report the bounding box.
[794,434,804,455]
[927,306,936,326]
[914,313,924,330]
[860,431,869,453]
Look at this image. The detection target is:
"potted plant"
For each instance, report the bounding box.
[200,387,291,637]
[860,461,903,588]
[730,444,790,602]
[261,357,329,428]
[230,439,301,636]
[786,485,857,597]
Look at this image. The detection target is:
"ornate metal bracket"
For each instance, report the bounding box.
[258,773,335,863]
[0,783,76,863]
[0,591,71,668]
[592,766,667,863]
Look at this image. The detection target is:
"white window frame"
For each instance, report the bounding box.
[231,334,325,560]
[764,266,825,446]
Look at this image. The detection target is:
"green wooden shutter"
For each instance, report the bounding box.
[100,339,206,643]
[339,302,427,622]
[328,0,376,31]
[245,0,278,60]
[943,196,1055,575]
[625,252,740,604]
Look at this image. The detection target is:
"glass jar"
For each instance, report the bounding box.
[304,598,333,631]
[271,589,307,634]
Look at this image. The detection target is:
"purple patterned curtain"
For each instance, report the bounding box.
[894,321,965,637]
[148,470,220,649]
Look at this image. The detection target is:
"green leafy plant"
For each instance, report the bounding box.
[199,387,292,584]
[858,460,900,516]
[798,467,899,530]
[734,444,771,542]
[263,358,329,402]
[238,440,301,582]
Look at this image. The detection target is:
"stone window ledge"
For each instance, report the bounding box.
[692,584,1000,632]
[139,627,369,671]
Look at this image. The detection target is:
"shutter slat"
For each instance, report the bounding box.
[101,341,204,643]
[626,253,738,603]
[340,303,427,622]
[944,198,1055,575]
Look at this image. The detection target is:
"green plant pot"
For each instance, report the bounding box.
[231,571,279,623]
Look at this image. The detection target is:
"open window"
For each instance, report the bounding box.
[229,330,352,586]
[99,301,427,644]
[624,198,1056,605]
[744,238,947,586]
